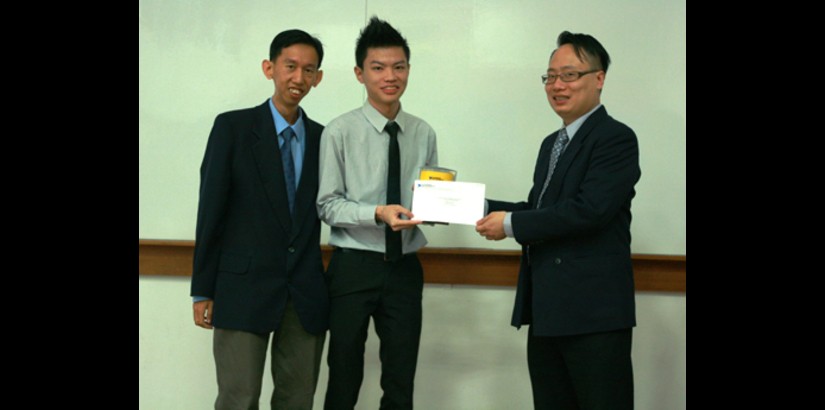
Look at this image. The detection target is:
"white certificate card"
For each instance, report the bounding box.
[411,180,486,225]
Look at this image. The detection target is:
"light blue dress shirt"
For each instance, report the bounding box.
[269,98,306,185]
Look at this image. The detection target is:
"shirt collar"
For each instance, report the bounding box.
[563,103,602,140]
[361,100,407,134]
[268,98,305,140]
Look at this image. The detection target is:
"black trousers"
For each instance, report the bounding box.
[323,248,424,410]
[527,327,634,410]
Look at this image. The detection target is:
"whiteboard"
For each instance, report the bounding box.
[139,0,686,254]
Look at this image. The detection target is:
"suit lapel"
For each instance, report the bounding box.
[289,113,321,239]
[251,102,292,233]
[544,106,608,202]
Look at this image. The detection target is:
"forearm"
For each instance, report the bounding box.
[316,192,381,228]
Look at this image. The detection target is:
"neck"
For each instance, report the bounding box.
[368,98,400,120]
[272,97,299,124]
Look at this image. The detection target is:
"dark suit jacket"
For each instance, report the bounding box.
[488,106,640,337]
[190,100,329,335]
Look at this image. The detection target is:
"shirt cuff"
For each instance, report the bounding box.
[503,212,514,238]
[362,204,382,226]
[192,296,210,303]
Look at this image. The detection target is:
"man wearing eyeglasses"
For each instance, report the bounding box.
[476,31,640,410]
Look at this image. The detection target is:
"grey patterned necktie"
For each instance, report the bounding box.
[536,128,569,208]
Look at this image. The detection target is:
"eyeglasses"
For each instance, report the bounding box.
[541,69,600,85]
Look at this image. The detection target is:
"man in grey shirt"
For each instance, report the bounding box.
[316,16,438,410]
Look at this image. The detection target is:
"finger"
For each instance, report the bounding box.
[393,219,422,231]
[195,316,214,329]
[193,305,204,326]
[194,301,215,329]
[390,207,413,220]
[205,301,214,325]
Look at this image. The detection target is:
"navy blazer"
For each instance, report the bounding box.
[191,101,329,335]
[488,106,641,337]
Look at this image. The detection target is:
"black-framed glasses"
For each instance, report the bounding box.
[541,69,600,85]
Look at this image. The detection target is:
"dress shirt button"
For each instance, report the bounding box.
[554,257,562,264]
[288,247,295,253]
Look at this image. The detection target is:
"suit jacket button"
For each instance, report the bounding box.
[288,247,295,253]
[554,257,562,264]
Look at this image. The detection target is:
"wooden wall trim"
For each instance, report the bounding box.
[139,239,685,292]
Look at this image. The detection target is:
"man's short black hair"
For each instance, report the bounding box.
[355,16,410,69]
[555,31,610,73]
[270,29,324,68]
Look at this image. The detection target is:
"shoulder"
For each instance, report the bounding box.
[212,104,265,130]
[590,107,635,137]
[216,103,264,120]
[205,104,268,152]
[301,109,324,135]
[402,110,433,129]
[323,108,363,134]
[399,110,436,140]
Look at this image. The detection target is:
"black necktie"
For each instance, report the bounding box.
[281,127,297,214]
[385,122,402,261]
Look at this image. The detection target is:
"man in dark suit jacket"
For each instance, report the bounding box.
[476,31,641,410]
[190,29,329,410]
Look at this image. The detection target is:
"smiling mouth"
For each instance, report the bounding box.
[288,87,303,96]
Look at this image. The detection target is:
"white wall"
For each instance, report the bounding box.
[139,0,686,408]
[139,0,686,254]
[139,276,686,409]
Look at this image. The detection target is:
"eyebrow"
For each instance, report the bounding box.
[283,58,317,69]
[369,60,407,66]
[547,65,580,72]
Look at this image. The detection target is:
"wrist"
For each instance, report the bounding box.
[375,205,384,223]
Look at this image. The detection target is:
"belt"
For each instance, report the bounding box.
[335,247,410,262]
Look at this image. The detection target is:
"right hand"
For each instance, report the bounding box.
[193,300,214,329]
[476,211,507,241]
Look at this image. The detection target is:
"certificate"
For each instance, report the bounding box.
[411,180,486,225]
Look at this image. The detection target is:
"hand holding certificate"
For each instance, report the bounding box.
[411,179,486,226]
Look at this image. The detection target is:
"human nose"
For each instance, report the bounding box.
[549,76,566,90]
[293,69,305,83]
[385,68,398,82]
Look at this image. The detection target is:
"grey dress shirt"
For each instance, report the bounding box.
[317,101,438,254]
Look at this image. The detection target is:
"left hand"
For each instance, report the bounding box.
[476,211,507,241]
[377,204,422,231]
